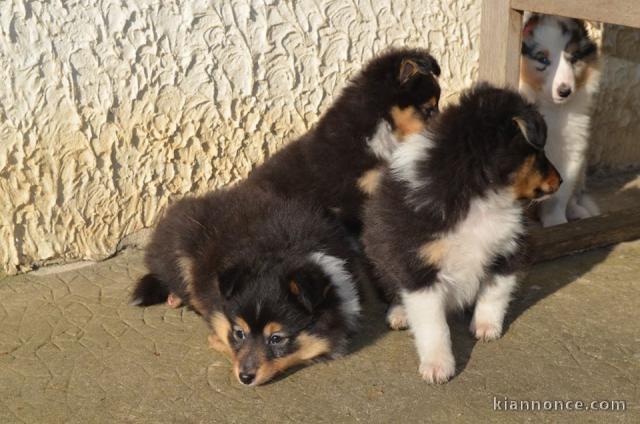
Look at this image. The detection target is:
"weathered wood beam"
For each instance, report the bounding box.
[511,0,640,29]
[529,208,640,263]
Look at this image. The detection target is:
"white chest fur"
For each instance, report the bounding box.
[436,189,523,309]
[539,93,592,179]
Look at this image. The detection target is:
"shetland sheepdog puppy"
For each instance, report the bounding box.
[520,13,601,226]
[362,84,561,383]
[131,186,362,386]
[248,48,441,232]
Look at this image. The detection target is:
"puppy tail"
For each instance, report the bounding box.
[130,274,170,306]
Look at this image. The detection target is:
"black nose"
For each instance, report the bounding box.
[239,372,255,385]
[557,85,572,98]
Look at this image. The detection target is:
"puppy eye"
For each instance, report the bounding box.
[268,334,287,345]
[534,53,550,67]
[233,327,245,341]
[421,105,437,118]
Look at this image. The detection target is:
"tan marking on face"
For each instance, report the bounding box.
[357,167,384,195]
[542,167,562,193]
[418,239,449,266]
[263,322,283,337]
[254,332,331,385]
[289,280,300,296]
[176,254,207,316]
[520,56,544,92]
[422,96,437,110]
[209,312,232,356]
[512,155,545,200]
[390,106,425,138]
[235,317,251,335]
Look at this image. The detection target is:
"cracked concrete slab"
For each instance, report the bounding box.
[0,241,638,423]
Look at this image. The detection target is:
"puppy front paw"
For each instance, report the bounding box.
[418,352,455,384]
[540,212,567,227]
[386,304,409,330]
[470,319,502,342]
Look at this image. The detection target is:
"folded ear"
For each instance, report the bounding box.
[513,110,547,150]
[218,265,248,299]
[288,264,331,312]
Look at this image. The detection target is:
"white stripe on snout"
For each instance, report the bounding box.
[552,55,575,101]
[309,252,361,330]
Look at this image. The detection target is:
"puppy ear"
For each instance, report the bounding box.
[523,13,540,37]
[417,56,441,78]
[288,264,330,312]
[398,56,441,84]
[513,111,547,150]
[512,117,530,143]
[398,59,420,84]
[218,265,247,299]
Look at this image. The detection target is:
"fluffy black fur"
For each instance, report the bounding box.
[132,186,363,385]
[362,84,562,383]
[247,48,441,232]
[364,83,561,298]
[131,48,441,385]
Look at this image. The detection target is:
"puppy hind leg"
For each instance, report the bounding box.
[402,286,455,384]
[167,292,183,308]
[470,274,517,342]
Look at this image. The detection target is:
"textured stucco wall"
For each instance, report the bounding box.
[0,0,481,274]
[1,2,638,275]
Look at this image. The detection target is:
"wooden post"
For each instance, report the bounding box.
[479,0,523,88]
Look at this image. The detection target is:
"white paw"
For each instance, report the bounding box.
[386,304,409,330]
[418,353,456,384]
[577,193,600,216]
[567,201,592,220]
[470,319,502,342]
[540,213,568,227]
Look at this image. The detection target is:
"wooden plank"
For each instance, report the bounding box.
[479,0,523,88]
[511,0,640,29]
[528,208,640,263]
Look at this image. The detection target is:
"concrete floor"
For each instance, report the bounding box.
[1,236,639,423]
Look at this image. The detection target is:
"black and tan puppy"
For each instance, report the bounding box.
[132,186,362,386]
[247,48,441,231]
[363,84,562,383]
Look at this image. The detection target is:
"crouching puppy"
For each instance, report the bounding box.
[362,84,562,383]
[131,186,362,386]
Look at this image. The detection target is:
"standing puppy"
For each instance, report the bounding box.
[363,84,562,383]
[248,48,441,232]
[520,13,600,226]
